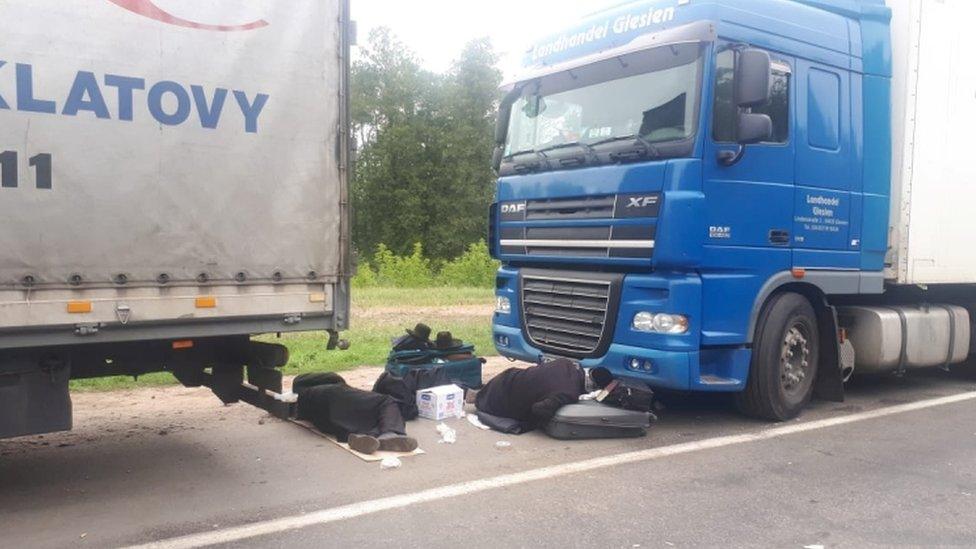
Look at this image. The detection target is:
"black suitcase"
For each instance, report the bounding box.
[545,400,652,440]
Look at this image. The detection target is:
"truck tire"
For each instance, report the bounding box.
[736,292,820,421]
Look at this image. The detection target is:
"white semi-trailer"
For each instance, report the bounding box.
[0,0,353,438]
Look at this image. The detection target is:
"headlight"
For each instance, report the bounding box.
[632,312,689,334]
[496,296,512,314]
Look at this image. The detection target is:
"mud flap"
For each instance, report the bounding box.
[210,363,244,404]
[814,303,845,403]
[245,341,288,394]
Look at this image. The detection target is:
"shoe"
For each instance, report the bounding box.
[377,433,419,453]
[347,434,380,455]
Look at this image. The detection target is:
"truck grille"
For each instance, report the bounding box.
[525,195,616,220]
[520,272,621,358]
[500,225,656,259]
[498,193,661,261]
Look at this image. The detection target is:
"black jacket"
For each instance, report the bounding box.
[475,359,585,431]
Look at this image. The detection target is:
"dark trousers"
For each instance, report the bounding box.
[294,373,407,442]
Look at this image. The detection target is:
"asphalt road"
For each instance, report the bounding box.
[3,365,976,548]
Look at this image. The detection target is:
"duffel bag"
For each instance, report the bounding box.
[385,346,483,389]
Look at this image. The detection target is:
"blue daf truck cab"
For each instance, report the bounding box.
[490,0,919,420]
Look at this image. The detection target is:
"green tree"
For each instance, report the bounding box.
[351,29,502,262]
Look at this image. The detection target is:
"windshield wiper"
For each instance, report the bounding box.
[504,148,550,174]
[590,134,661,161]
[535,141,598,168]
[537,141,597,156]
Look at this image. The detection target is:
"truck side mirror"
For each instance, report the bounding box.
[719,112,773,166]
[737,112,773,145]
[734,49,772,108]
[719,49,774,167]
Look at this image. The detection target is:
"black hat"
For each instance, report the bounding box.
[406,323,432,341]
[434,331,463,350]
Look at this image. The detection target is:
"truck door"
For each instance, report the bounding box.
[703,47,795,255]
[791,61,859,269]
[700,46,796,345]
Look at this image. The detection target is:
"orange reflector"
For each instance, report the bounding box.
[67,301,92,314]
[195,296,217,309]
[308,292,326,303]
[172,340,194,350]
[791,268,806,279]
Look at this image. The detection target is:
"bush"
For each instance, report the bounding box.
[352,241,498,288]
[438,241,499,287]
[373,243,435,288]
[351,260,379,288]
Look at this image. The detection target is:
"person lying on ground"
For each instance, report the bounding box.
[294,372,419,455]
[475,358,585,433]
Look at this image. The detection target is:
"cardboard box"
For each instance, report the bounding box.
[416,384,464,420]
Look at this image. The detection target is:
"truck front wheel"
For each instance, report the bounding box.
[736,292,820,421]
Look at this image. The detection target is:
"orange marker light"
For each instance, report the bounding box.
[172,340,194,350]
[791,268,806,280]
[67,301,93,314]
[195,296,217,309]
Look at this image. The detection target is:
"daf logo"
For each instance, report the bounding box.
[501,203,527,214]
[627,196,658,208]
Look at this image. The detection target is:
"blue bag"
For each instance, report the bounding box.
[385,345,484,389]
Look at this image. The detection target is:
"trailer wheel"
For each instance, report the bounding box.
[736,292,820,421]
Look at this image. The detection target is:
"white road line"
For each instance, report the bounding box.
[127,391,976,549]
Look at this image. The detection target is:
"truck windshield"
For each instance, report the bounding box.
[503,42,704,168]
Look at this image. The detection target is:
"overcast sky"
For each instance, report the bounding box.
[350,0,622,76]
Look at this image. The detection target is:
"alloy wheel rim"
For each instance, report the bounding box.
[781,323,811,394]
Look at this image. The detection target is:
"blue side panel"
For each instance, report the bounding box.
[848,72,864,251]
[699,246,792,346]
[657,161,705,269]
[854,6,893,77]
[849,73,864,195]
[860,73,891,271]
[793,249,860,270]
[848,191,863,253]
[796,63,853,192]
[793,58,856,257]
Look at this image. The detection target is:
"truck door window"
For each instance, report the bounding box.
[712,49,791,144]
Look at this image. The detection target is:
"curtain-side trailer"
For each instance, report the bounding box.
[0,0,353,439]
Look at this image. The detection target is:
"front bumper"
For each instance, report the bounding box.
[493,267,751,392]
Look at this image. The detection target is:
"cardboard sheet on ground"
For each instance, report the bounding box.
[290,419,425,462]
